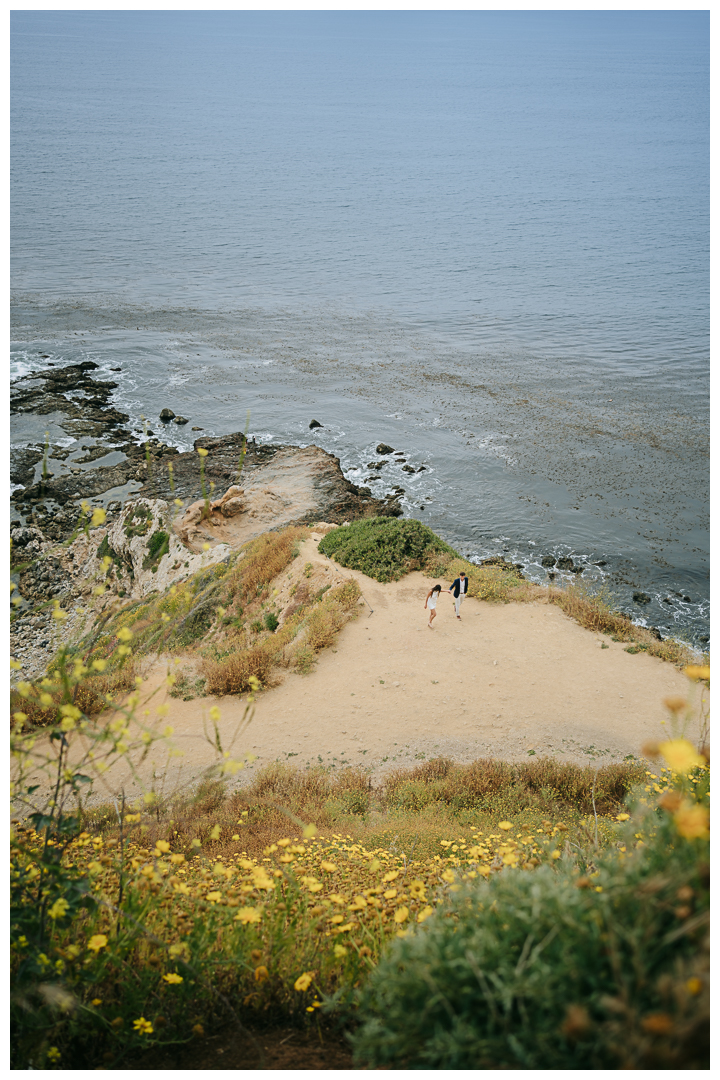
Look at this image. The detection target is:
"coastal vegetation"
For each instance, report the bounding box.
[10,510,709,1068]
[317,516,457,582]
[10,658,709,1069]
[10,525,362,723]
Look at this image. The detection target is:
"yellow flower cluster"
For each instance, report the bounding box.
[36,819,581,973]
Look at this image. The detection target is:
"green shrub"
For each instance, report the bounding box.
[318,518,456,583]
[264,612,279,633]
[351,771,710,1070]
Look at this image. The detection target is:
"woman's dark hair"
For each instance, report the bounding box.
[432,584,442,593]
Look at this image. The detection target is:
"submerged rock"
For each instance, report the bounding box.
[480,556,525,579]
[160,408,175,421]
[633,592,651,605]
[541,555,556,568]
[556,557,575,571]
[309,419,323,429]
[376,443,394,455]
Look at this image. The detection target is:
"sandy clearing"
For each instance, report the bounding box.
[57,533,707,808]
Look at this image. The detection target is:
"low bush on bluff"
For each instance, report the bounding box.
[318,518,456,582]
[351,765,710,1070]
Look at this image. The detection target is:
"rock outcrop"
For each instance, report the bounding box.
[173,444,401,554]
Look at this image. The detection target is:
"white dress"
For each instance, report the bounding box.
[427,595,437,610]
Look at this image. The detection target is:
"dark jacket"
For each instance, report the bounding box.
[450,577,468,598]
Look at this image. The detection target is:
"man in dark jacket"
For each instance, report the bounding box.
[449,572,468,619]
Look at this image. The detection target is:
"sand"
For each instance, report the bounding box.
[58,532,707,808]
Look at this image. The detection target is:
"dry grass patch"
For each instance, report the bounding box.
[384,756,644,817]
[548,583,636,638]
[11,660,139,725]
[82,757,644,864]
[227,527,308,600]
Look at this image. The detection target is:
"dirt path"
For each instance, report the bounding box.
[58,532,707,808]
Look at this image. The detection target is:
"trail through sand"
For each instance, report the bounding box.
[67,533,707,806]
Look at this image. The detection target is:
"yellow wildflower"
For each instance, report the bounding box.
[48,898,69,921]
[154,840,171,854]
[321,861,337,872]
[133,1017,153,1035]
[685,977,702,996]
[616,813,630,821]
[234,907,262,924]
[382,870,399,883]
[673,801,709,840]
[254,965,269,983]
[417,906,434,923]
[659,739,706,774]
[251,867,275,891]
[684,665,710,681]
[162,973,183,984]
[498,821,512,831]
[116,627,133,642]
[394,906,409,924]
[87,934,108,953]
[294,972,314,992]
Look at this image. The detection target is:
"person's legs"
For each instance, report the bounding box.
[428,608,436,628]
[455,593,464,618]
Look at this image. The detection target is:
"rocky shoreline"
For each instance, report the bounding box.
[10,361,405,680]
[11,360,402,537]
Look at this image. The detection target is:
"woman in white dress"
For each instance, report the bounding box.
[424,583,444,629]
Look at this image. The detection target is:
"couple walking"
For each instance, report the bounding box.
[424,572,468,628]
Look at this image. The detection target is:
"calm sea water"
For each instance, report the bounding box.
[10,11,709,644]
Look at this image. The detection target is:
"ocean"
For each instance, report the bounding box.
[10,10,709,645]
